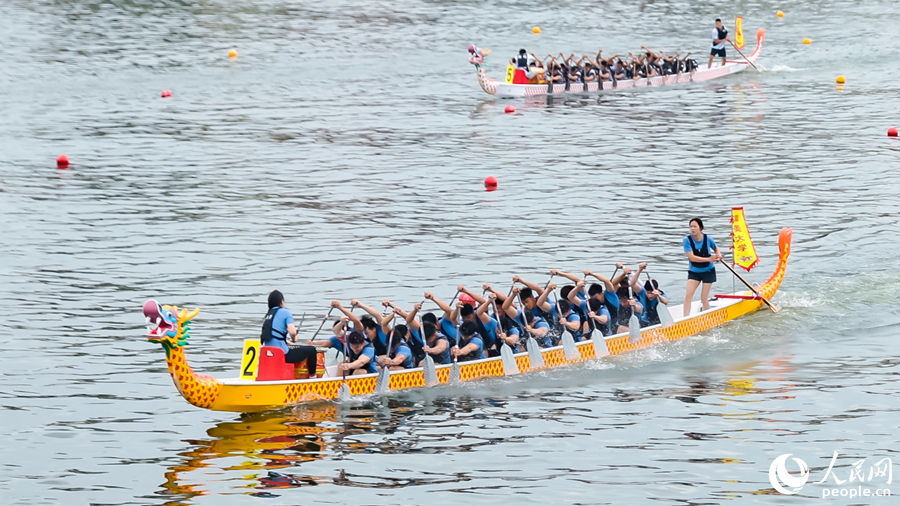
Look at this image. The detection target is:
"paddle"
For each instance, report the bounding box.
[449,320,461,384]
[309,307,335,341]
[643,271,675,328]
[728,40,760,72]
[721,261,779,312]
[627,278,642,344]
[337,338,351,400]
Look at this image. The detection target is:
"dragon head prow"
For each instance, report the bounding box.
[143,299,200,347]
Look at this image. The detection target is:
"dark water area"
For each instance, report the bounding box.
[1,0,900,504]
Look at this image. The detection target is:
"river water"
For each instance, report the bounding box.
[2,0,900,504]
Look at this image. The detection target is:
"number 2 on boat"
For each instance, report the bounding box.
[506,65,515,84]
[239,339,260,380]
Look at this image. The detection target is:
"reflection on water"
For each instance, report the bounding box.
[159,406,338,503]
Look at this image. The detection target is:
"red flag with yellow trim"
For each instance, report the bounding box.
[730,207,759,272]
[735,16,745,50]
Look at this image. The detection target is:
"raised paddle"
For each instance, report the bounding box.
[309,307,335,341]
[627,280,642,344]
[449,320,462,384]
[337,338,351,401]
[728,40,760,72]
[721,261,779,312]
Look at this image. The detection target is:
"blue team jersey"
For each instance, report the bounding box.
[392,344,415,369]
[408,327,425,348]
[459,336,485,361]
[635,286,667,325]
[439,317,458,344]
[262,308,294,353]
[375,326,389,349]
[328,335,345,352]
[684,235,718,272]
[564,312,583,341]
[351,344,377,374]
[428,335,452,364]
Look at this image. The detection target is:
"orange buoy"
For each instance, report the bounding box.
[56,154,69,169]
[484,175,498,191]
[504,104,515,114]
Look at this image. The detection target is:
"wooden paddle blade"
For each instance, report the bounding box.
[657,301,675,328]
[629,314,642,344]
[500,344,520,375]
[337,382,351,401]
[527,337,545,370]
[449,361,461,385]
[423,355,438,387]
[375,366,390,394]
[561,330,579,361]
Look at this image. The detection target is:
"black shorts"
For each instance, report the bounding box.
[710,47,726,58]
[688,269,717,284]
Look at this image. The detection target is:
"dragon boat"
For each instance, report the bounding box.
[143,227,791,413]
[473,28,764,98]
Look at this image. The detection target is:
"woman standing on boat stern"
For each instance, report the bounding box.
[683,218,723,316]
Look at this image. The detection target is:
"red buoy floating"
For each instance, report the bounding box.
[889,127,899,137]
[161,90,172,98]
[56,154,69,169]
[504,105,515,114]
[484,175,498,191]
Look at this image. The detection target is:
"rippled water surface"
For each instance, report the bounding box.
[2,0,900,504]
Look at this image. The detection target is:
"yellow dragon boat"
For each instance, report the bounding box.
[143,228,792,413]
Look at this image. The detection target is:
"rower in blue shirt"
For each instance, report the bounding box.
[683,217,722,316]
[556,299,584,342]
[338,331,377,375]
[351,299,394,356]
[424,291,459,346]
[380,322,414,370]
[625,263,670,327]
[452,321,486,361]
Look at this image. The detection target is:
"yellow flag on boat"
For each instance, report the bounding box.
[730,206,759,272]
[735,16,745,50]
[505,65,515,84]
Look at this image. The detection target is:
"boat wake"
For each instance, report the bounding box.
[760,64,804,73]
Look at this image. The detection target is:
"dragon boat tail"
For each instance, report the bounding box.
[144,227,792,413]
[474,28,764,98]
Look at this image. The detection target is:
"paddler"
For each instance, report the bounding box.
[614,286,644,334]
[453,287,500,356]
[405,304,452,365]
[350,299,394,357]
[260,290,318,375]
[582,269,621,336]
[378,318,414,370]
[708,18,731,68]
[423,292,459,345]
[451,321,486,361]
[337,330,377,376]
[683,217,723,315]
